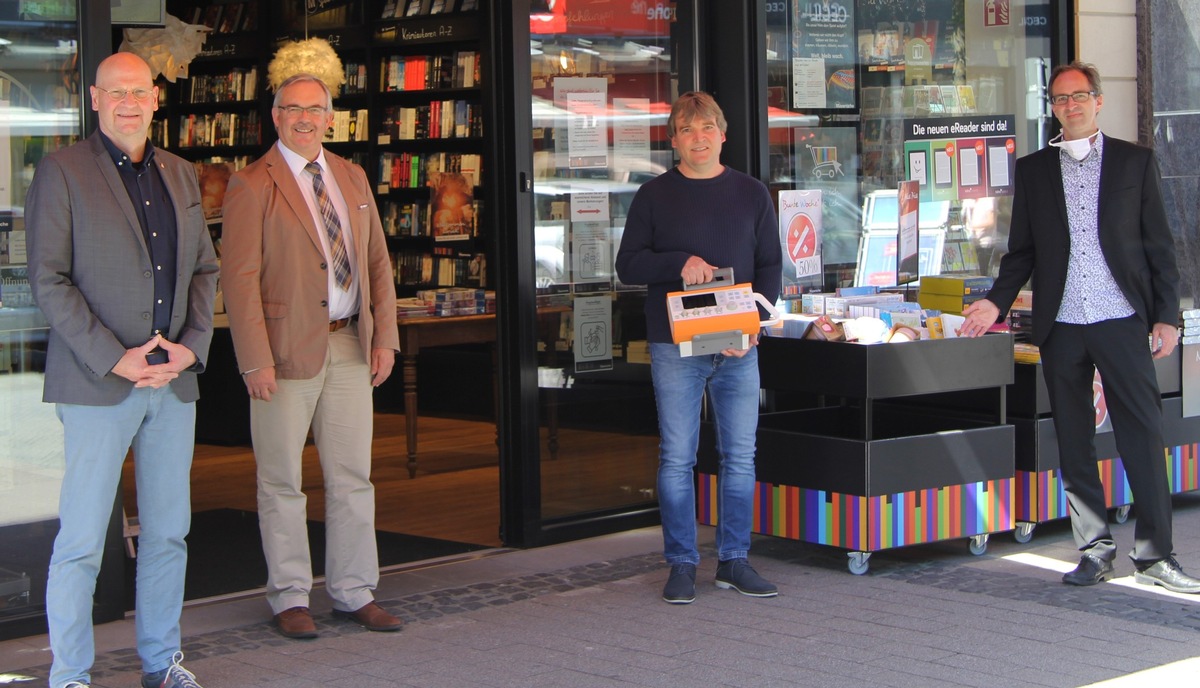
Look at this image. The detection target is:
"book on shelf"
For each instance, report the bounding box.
[195,161,237,223]
[239,2,258,31]
[217,3,243,33]
[919,274,993,296]
[430,170,475,241]
[200,4,223,31]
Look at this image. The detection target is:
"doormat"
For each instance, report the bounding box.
[123,509,489,608]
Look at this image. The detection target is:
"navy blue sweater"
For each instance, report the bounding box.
[615,166,782,343]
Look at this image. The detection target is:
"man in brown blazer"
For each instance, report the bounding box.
[220,73,402,638]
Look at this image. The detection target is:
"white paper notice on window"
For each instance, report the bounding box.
[612,97,651,175]
[570,221,611,284]
[573,294,613,373]
[988,145,1010,187]
[570,191,610,224]
[792,58,828,110]
[960,148,980,186]
[566,90,608,169]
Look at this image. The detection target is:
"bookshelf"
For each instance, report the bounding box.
[373,1,487,294]
[127,0,490,296]
[160,0,267,156]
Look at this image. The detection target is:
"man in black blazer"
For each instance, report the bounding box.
[961,62,1200,593]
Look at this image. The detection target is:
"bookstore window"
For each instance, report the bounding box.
[764,0,1054,295]
[1,0,81,633]
[529,2,678,519]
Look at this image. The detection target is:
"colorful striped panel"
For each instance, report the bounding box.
[1168,443,1200,493]
[697,473,1013,551]
[1012,443,1199,522]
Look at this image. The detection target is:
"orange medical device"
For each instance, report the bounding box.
[667,269,779,356]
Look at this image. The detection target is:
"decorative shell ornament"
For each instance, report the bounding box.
[119,14,210,83]
[267,37,345,93]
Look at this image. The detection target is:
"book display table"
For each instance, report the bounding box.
[697,334,1015,575]
[1008,349,1200,542]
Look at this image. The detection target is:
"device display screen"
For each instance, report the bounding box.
[681,293,718,309]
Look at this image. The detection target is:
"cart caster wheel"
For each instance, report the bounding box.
[1013,522,1036,544]
[1113,505,1131,524]
[969,534,989,556]
[847,552,871,575]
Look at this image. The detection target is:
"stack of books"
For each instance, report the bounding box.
[1003,290,1034,341]
[1182,308,1200,345]
[917,275,993,314]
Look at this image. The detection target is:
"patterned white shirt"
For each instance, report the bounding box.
[1055,132,1135,324]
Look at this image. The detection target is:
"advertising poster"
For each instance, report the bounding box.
[779,190,823,285]
[573,294,613,373]
[897,180,920,284]
[791,1,855,109]
[904,115,1017,201]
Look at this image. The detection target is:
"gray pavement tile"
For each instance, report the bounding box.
[868,653,1025,688]
[523,668,642,687]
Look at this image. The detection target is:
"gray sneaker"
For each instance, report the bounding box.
[662,563,697,604]
[142,651,203,688]
[715,558,778,597]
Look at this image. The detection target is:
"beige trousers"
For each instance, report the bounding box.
[251,322,379,614]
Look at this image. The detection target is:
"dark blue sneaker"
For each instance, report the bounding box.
[715,558,778,597]
[141,652,203,688]
[662,563,697,604]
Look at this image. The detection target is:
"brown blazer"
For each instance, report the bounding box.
[220,144,398,379]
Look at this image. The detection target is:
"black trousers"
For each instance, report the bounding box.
[1039,316,1173,564]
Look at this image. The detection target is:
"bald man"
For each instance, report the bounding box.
[27,52,217,688]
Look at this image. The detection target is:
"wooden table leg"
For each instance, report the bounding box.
[404,352,419,478]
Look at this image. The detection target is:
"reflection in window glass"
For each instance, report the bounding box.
[1,4,79,628]
[766,0,1052,294]
[529,5,678,519]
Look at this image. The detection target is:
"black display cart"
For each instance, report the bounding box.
[698,334,1015,574]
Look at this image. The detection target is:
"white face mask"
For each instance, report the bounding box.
[1049,132,1095,161]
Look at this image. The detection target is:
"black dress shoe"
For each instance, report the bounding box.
[1062,554,1114,586]
[1134,556,1200,594]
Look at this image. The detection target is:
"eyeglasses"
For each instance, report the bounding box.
[276,105,329,118]
[1049,91,1096,106]
[100,88,155,102]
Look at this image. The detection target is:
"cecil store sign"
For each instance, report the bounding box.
[531,0,676,36]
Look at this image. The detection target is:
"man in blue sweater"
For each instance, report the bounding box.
[616,92,782,604]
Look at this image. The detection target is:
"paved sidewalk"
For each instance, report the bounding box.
[4,493,1200,687]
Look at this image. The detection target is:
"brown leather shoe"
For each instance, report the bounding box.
[273,606,318,639]
[332,601,403,632]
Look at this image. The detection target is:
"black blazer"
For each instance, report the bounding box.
[986,136,1179,346]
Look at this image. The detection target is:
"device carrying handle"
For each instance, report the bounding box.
[682,267,735,292]
[755,293,780,327]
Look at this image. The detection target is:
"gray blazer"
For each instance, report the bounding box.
[26,132,219,405]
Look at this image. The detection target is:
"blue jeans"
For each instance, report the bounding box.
[47,386,194,688]
[650,342,760,565]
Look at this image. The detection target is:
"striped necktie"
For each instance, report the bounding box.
[305,161,352,291]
